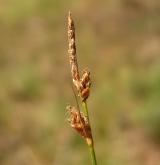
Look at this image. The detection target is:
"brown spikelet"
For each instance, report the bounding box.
[80,69,91,101]
[68,11,80,84]
[66,105,92,141]
[68,11,91,101]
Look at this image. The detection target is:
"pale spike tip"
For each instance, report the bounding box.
[69,10,72,16]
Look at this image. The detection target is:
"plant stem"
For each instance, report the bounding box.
[82,101,89,118]
[89,144,97,165]
[82,101,97,165]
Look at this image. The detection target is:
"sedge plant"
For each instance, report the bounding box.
[66,11,97,165]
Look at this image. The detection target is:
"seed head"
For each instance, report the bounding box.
[66,105,92,140]
[67,11,91,101]
[79,69,91,101]
[68,11,80,83]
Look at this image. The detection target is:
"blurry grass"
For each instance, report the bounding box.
[126,65,160,100]
[0,101,10,129]
[2,67,43,101]
[139,100,160,143]
[0,0,67,25]
[133,68,160,143]
[11,70,42,101]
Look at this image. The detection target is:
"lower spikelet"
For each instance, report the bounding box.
[66,106,92,140]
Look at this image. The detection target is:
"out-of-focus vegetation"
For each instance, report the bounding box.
[0,0,160,165]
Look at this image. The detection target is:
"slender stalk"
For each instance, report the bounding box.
[89,145,97,165]
[82,101,97,165]
[82,101,89,118]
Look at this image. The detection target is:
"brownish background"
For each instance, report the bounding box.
[0,0,160,164]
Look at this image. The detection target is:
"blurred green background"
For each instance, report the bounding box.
[0,0,160,165]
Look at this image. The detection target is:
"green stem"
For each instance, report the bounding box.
[89,145,97,165]
[82,101,89,119]
[82,101,97,165]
